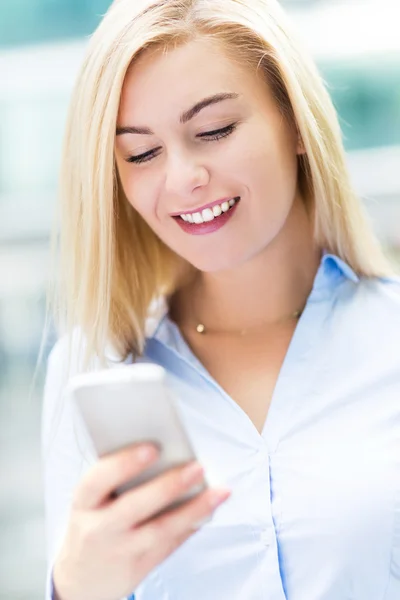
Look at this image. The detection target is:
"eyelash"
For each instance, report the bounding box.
[126,123,238,165]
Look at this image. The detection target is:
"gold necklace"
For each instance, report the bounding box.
[195,309,303,335]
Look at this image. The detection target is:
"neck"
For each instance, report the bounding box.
[170,195,322,333]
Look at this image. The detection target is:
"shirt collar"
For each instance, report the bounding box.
[147,251,360,342]
[315,251,360,287]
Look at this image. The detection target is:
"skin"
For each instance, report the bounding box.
[115,37,322,331]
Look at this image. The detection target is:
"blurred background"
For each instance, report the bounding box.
[0,0,399,598]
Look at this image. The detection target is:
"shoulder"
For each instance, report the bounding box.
[353,275,400,318]
[44,329,84,404]
[333,275,400,361]
[42,328,140,469]
[46,328,87,381]
[42,328,124,446]
[334,272,400,313]
[45,326,133,385]
[42,329,90,453]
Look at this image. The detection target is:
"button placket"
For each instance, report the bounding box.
[260,527,273,547]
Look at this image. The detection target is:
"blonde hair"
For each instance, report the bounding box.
[52,0,395,369]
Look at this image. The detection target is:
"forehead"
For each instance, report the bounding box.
[118,38,265,121]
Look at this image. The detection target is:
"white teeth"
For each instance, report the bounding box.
[212,204,222,217]
[193,212,203,224]
[202,208,215,222]
[221,201,230,212]
[179,197,239,223]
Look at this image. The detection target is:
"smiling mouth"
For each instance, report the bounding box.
[173,197,240,224]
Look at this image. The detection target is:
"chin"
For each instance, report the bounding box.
[184,250,248,274]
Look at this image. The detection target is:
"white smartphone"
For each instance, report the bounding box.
[66,363,209,516]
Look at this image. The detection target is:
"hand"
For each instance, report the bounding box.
[52,444,231,600]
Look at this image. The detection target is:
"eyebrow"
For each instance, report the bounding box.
[116,92,240,136]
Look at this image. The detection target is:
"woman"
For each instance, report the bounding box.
[42,0,400,599]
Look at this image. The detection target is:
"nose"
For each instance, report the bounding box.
[164,150,210,198]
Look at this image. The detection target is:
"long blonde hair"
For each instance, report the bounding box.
[52,0,395,369]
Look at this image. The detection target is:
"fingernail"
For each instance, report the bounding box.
[209,489,231,508]
[181,462,204,485]
[137,445,158,463]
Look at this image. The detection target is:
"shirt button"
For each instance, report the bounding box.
[260,528,272,547]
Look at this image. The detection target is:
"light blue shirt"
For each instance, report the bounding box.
[43,253,400,600]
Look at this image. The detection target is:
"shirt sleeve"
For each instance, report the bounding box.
[41,333,97,599]
[46,566,56,600]
[41,332,137,600]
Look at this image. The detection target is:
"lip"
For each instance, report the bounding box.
[170,197,237,217]
[173,198,239,236]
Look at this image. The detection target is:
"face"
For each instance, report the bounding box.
[115,38,304,273]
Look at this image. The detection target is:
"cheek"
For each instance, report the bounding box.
[118,164,159,221]
[242,132,298,204]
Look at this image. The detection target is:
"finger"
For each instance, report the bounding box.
[106,461,206,531]
[72,444,159,510]
[131,487,231,562]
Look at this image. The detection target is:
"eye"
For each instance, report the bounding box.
[126,123,238,165]
[126,147,161,165]
[197,122,238,141]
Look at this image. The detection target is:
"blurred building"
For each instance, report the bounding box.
[0,1,399,599]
